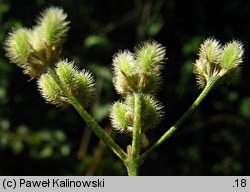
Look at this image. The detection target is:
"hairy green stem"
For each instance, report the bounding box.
[126,92,143,176]
[131,93,142,158]
[140,79,217,161]
[47,66,127,161]
[125,158,141,176]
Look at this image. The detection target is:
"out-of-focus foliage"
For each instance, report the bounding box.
[0,120,70,158]
[0,0,249,175]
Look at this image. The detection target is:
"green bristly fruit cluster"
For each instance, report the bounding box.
[5,7,69,78]
[110,41,165,148]
[5,7,95,108]
[38,60,95,108]
[194,38,244,88]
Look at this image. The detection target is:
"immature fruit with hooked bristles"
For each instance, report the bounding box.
[112,40,166,95]
[38,60,95,108]
[5,7,70,78]
[194,38,244,88]
[110,94,163,134]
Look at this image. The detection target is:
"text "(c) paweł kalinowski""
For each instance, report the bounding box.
[19,178,105,188]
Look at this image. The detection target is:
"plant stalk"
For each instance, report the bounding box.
[140,79,217,161]
[131,93,142,159]
[125,158,141,176]
[125,92,143,176]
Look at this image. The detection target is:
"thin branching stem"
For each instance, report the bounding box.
[140,79,217,162]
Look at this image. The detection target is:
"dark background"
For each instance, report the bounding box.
[0,0,249,175]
